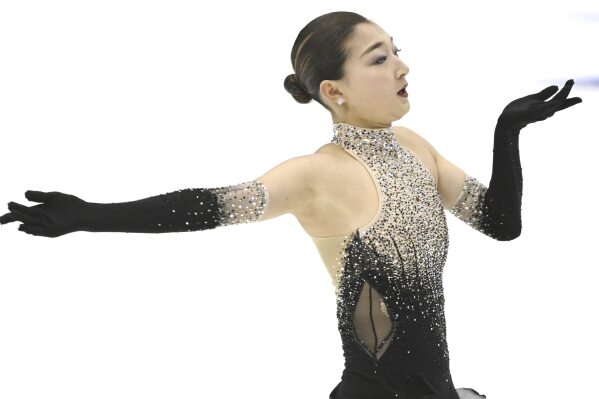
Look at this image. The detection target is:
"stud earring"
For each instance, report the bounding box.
[337,97,345,105]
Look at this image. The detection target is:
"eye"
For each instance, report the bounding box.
[375,48,402,64]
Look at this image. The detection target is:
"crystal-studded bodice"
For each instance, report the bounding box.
[312,122,459,399]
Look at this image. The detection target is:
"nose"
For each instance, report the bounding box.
[395,59,409,78]
[397,67,409,80]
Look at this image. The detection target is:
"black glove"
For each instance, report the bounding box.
[0,180,269,238]
[448,79,582,240]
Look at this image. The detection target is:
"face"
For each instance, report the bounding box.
[320,22,410,128]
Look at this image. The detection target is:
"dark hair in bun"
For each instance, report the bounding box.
[284,73,312,104]
[283,11,371,112]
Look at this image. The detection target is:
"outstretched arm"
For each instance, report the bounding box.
[0,155,318,238]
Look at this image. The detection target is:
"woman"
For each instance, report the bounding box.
[0,10,582,399]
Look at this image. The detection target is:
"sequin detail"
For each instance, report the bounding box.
[448,175,488,231]
[149,180,269,231]
[210,180,270,226]
[327,122,457,397]
[448,169,521,241]
[81,179,270,234]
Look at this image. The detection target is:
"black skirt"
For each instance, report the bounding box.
[329,380,487,399]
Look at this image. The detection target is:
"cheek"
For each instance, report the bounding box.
[364,84,392,103]
[367,77,393,97]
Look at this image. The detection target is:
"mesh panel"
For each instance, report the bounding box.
[211,180,269,225]
[447,175,488,231]
[352,280,395,360]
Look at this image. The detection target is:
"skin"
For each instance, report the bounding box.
[0,19,573,399]
[0,19,579,240]
[320,21,411,129]
[0,21,467,240]
[0,21,490,399]
[256,21,467,238]
[0,22,488,399]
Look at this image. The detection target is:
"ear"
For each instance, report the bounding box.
[320,80,342,103]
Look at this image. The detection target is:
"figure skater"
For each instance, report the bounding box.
[0,11,582,399]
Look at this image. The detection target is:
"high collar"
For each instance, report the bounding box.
[332,122,395,150]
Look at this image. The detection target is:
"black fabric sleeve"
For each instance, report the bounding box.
[447,123,522,241]
[82,180,269,233]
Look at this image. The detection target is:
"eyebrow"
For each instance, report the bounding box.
[360,36,394,59]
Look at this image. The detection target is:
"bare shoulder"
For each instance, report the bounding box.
[314,142,343,156]
[255,152,332,221]
[392,125,439,159]
[393,125,467,210]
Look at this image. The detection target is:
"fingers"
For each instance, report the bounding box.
[25,190,51,203]
[1,191,54,230]
[0,211,18,224]
[5,207,43,226]
[536,79,581,117]
[531,79,576,103]
[8,201,38,217]
[531,85,559,101]
[1,202,44,226]
[1,214,52,236]
[556,97,583,112]
[548,77,582,113]
[551,79,575,102]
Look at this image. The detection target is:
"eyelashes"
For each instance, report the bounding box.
[375,48,402,64]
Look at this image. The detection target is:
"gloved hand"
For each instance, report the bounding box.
[0,191,93,237]
[448,79,582,241]
[497,78,582,133]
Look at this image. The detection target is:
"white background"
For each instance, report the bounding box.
[1,1,597,398]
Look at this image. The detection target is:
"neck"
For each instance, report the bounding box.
[332,118,392,130]
[332,122,395,148]
[333,121,392,131]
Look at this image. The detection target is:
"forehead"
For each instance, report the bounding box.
[348,23,392,51]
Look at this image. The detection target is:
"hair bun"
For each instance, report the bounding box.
[284,73,312,104]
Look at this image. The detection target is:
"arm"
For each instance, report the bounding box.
[0,155,318,237]
[437,126,522,241]
[83,180,270,233]
[402,79,582,241]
